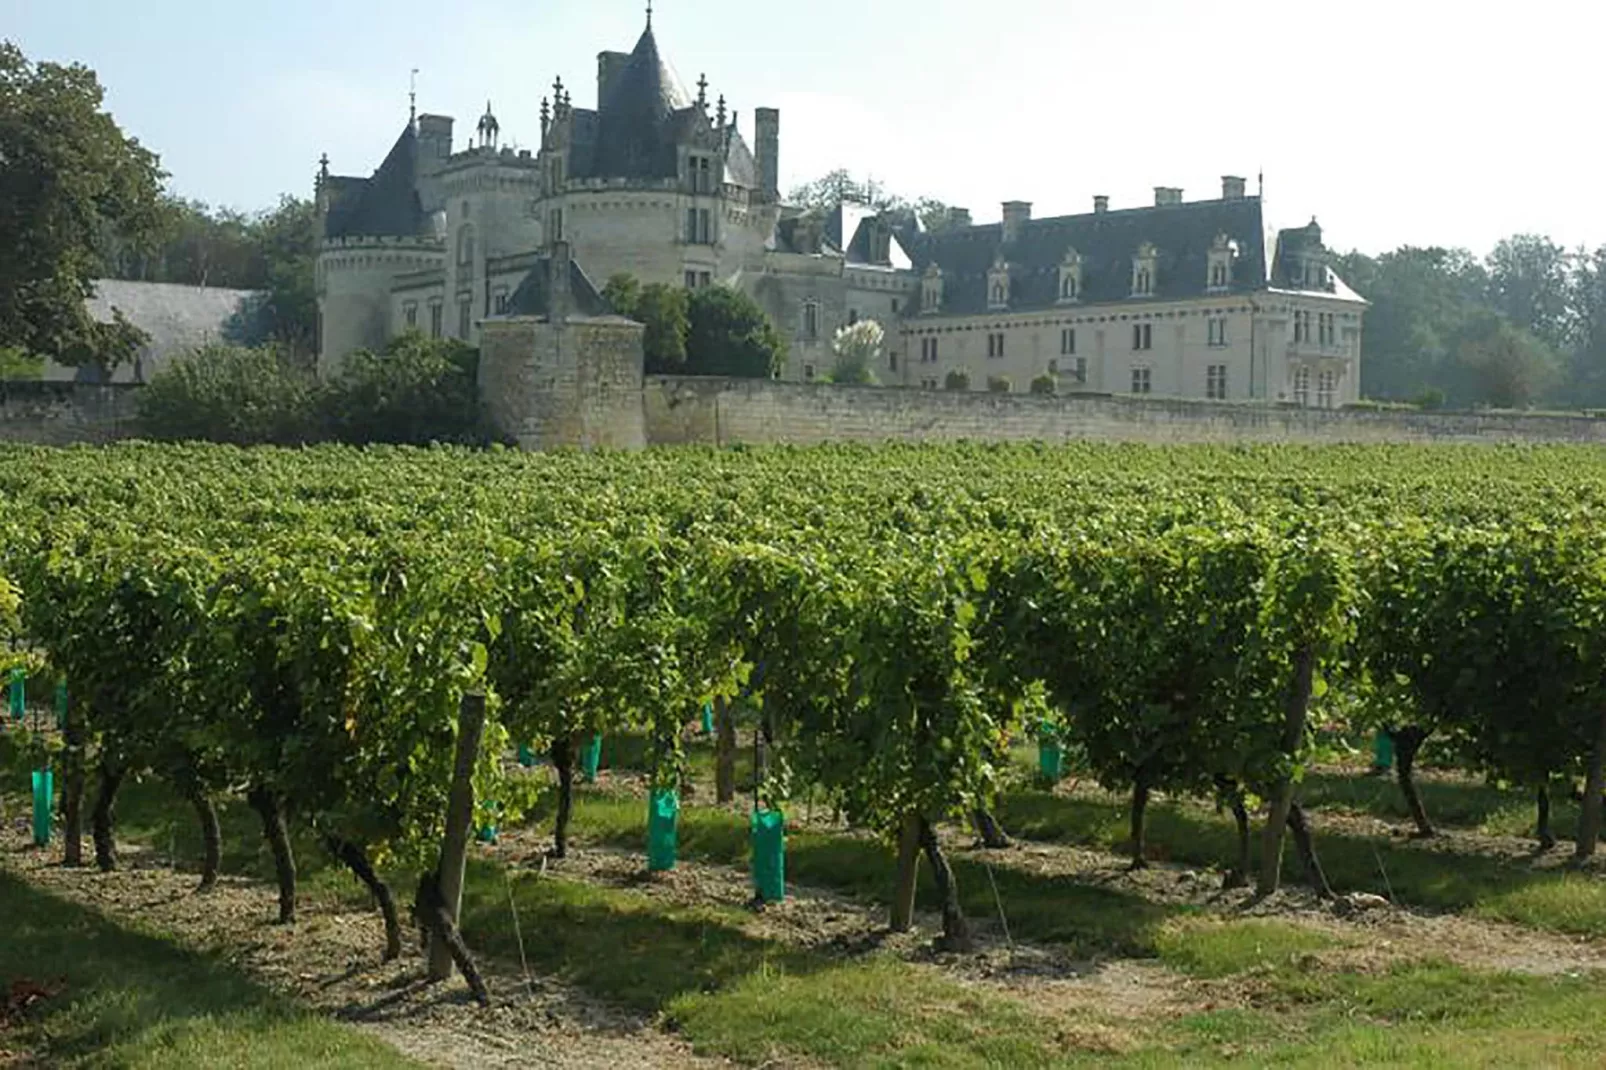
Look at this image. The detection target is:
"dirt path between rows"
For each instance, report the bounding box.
[1,832,729,1070]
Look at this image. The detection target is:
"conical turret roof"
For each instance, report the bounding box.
[324,123,427,240]
[592,23,691,179]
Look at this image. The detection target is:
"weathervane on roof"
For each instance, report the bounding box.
[646,0,653,29]
[409,69,419,124]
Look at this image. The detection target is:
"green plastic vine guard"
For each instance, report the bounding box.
[750,808,785,903]
[646,789,679,872]
[1372,732,1395,771]
[31,769,52,846]
[701,702,715,736]
[1038,721,1064,783]
[579,734,603,782]
[517,743,536,768]
[8,667,24,721]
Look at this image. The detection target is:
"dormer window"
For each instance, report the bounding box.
[987,255,1010,310]
[1058,247,1082,304]
[921,264,944,315]
[688,154,714,195]
[1132,242,1157,297]
[1207,234,1236,292]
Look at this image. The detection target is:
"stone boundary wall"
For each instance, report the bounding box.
[0,382,141,446]
[645,377,1606,447]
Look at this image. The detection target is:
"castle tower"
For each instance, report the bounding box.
[315,119,446,376]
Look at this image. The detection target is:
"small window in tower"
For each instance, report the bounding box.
[803,302,820,340]
[429,301,443,339]
[699,209,712,244]
[548,209,563,242]
[803,362,816,382]
[404,302,418,329]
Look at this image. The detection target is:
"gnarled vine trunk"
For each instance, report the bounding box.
[1128,779,1150,870]
[1286,803,1333,899]
[413,869,489,1005]
[1258,645,1316,896]
[91,760,123,873]
[971,808,1012,850]
[1536,785,1555,850]
[918,816,973,951]
[889,812,922,933]
[550,734,577,859]
[248,787,296,924]
[1216,778,1251,889]
[1392,725,1435,839]
[715,699,736,805]
[183,779,221,891]
[60,702,87,868]
[328,835,402,960]
[1573,708,1606,861]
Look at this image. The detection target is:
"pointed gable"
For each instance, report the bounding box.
[323,123,427,240]
[591,25,691,180]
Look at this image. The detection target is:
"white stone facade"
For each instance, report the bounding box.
[315,17,1365,407]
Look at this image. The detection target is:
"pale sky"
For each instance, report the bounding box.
[6,0,1602,257]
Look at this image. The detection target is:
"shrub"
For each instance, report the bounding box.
[1029,373,1056,396]
[987,375,1012,394]
[320,332,487,445]
[137,344,316,445]
[944,369,971,391]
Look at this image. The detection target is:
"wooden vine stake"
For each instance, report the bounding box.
[429,691,488,983]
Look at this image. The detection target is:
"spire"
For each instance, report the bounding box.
[696,73,708,109]
[716,94,726,129]
[316,153,330,190]
[646,0,653,29]
[409,68,419,125]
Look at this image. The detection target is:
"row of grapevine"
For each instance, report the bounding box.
[4,442,1606,963]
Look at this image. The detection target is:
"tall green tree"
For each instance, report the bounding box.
[1336,247,1488,401]
[1485,235,1575,353]
[0,42,166,365]
[686,286,787,379]
[602,273,690,374]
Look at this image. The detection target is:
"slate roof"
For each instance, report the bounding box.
[910,197,1270,316]
[501,254,613,319]
[589,25,691,180]
[46,280,259,384]
[323,123,428,240]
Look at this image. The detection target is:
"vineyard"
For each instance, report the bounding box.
[6,440,1606,1067]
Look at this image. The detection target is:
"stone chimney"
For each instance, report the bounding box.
[1222,176,1247,200]
[550,241,572,324]
[1154,187,1184,207]
[755,108,780,202]
[1001,201,1032,244]
[597,51,631,104]
[1093,195,1110,214]
[946,206,973,229]
[416,114,454,173]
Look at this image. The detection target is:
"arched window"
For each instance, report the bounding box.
[1135,268,1152,295]
[992,282,1005,304]
[1061,276,1077,299]
[457,225,477,270]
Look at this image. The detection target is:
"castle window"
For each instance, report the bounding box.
[1132,243,1158,297]
[1058,247,1082,304]
[1319,312,1336,346]
[685,270,697,289]
[1060,328,1076,355]
[699,271,711,288]
[1207,234,1236,292]
[1133,323,1152,351]
[848,310,859,326]
[1294,310,1312,343]
[1208,318,1227,347]
[991,282,1006,304]
[803,301,820,340]
[429,301,444,339]
[1074,356,1088,383]
[493,287,510,315]
[1207,363,1227,399]
[458,297,473,340]
[1210,263,1228,288]
[890,352,899,372]
[803,363,816,382]
[548,209,563,243]
[987,256,1011,310]
[921,265,943,314]
[920,337,939,363]
[1318,369,1337,409]
[457,226,476,270]
[686,208,712,244]
[987,332,1005,359]
[1293,366,1311,406]
[404,302,418,329]
[1131,366,1152,395]
[689,155,714,194]
[892,298,901,315]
